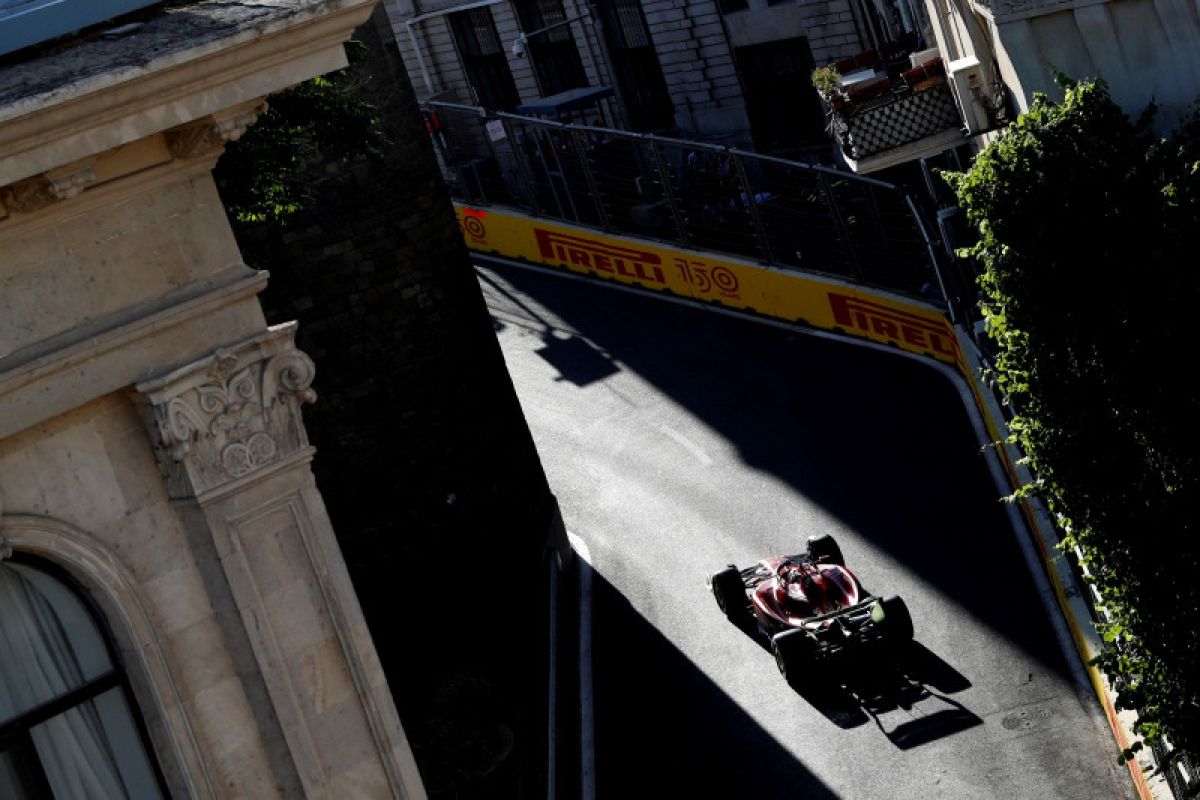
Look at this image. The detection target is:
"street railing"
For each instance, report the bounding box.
[422,101,950,303]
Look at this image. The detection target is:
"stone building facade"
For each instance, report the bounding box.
[382,0,922,153]
[221,8,564,795]
[0,1,426,796]
[926,0,1200,133]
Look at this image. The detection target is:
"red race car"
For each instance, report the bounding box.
[709,534,913,685]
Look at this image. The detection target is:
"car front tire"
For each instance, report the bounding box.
[806,534,844,565]
[711,565,747,621]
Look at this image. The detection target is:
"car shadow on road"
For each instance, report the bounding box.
[798,646,981,748]
[721,607,980,746]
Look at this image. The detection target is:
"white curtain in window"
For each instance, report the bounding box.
[0,564,130,799]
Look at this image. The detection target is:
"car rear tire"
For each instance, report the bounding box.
[711,566,746,621]
[772,628,818,686]
[806,534,843,565]
[878,595,914,645]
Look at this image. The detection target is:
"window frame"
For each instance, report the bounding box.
[0,555,170,799]
[511,0,589,97]
[448,6,523,111]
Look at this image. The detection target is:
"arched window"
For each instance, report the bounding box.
[0,557,166,799]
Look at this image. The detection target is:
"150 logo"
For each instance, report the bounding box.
[673,257,740,298]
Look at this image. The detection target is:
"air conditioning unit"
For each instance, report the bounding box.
[948,55,990,134]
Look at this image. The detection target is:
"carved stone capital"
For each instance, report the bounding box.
[134,324,316,500]
[165,100,269,160]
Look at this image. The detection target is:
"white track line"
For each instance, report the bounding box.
[567,532,595,800]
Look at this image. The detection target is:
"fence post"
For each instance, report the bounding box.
[649,139,689,247]
[570,129,610,231]
[905,194,957,323]
[819,172,864,284]
[528,128,569,219]
[544,129,582,222]
[501,118,545,217]
[731,153,774,264]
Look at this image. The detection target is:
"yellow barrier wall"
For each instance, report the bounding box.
[456,204,963,371]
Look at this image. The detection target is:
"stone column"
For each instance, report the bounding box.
[133,324,424,799]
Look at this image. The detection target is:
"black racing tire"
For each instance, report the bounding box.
[711,565,747,621]
[806,534,844,565]
[878,595,914,645]
[772,628,818,686]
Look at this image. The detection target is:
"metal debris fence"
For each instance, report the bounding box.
[422,101,948,303]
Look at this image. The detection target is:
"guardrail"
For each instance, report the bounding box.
[422,100,968,312]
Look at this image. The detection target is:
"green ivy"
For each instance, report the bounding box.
[948,79,1200,759]
[213,42,389,223]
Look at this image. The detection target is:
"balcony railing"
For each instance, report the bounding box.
[830,80,965,161]
[814,43,970,173]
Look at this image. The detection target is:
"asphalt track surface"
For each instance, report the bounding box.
[477,262,1135,800]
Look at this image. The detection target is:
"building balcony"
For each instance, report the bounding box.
[816,45,973,174]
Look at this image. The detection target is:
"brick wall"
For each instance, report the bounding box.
[224,8,558,796]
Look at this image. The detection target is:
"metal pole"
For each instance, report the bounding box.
[820,172,864,283]
[532,128,568,218]
[503,119,544,215]
[649,140,689,247]
[906,194,957,323]
[731,153,774,264]
[546,130,582,222]
[406,25,436,96]
[570,130,610,230]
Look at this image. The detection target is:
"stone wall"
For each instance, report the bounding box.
[723,0,869,66]
[0,2,425,797]
[643,0,752,140]
[224,8,560,796]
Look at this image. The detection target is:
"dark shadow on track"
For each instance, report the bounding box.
[591,568,839,799]
[535,332,620,387]
[716,598,979,744]
[797,644,979,739]
[480,267,619,387]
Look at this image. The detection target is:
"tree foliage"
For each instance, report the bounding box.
[947,79,1200,757]
[213,42,389,223]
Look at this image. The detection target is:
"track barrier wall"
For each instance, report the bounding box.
[425,101,962,312]
[457,204,962,368]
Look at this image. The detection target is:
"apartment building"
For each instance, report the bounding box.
[383,0,929,156]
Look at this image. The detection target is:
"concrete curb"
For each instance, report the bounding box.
[950,330,1166,800]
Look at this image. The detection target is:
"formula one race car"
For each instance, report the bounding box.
[710,535,913,686]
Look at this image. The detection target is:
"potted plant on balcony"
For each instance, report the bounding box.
[901,56,947,93]
[811,65,846,111]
